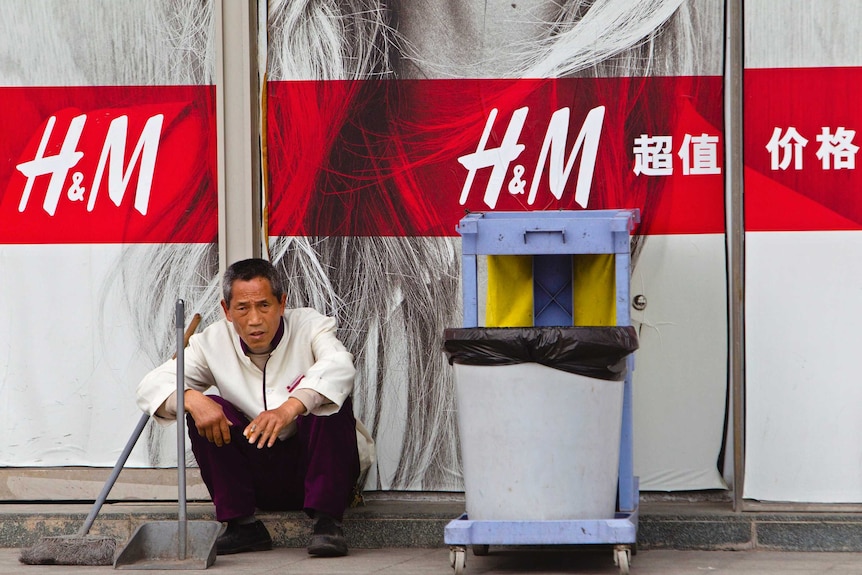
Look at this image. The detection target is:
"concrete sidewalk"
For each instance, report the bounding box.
[5,547,862,575]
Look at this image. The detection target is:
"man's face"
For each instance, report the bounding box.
[221,277,287,354]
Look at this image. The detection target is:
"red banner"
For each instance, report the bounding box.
[267,77,725,237]
[0,86,217,244]
[745,67,862,232]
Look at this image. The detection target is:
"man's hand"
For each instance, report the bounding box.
[243,397,306,449]
[184,389,232,447]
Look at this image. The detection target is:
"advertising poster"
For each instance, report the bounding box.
[744,0,862,502]
[5,0,859,506]
[0,1,218,480]
[1,0,735,499]
[265,0,729,491]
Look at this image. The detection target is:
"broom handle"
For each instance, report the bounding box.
[76,312,202,538]
[176,300,188,561]
[76,412,149,538]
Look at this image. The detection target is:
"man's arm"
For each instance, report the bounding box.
[289,313,356,413]
[184,389,233,447]
[137,328,218,424]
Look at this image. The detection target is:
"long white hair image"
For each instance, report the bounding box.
[264,0,721,490]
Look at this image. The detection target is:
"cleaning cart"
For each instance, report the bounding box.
[444,209,640,575]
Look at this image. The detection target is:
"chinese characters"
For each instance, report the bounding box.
[766,126,859,171]
[448,106,862,212]
[633,133,722,176]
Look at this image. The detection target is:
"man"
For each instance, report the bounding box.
[137,258,363,557]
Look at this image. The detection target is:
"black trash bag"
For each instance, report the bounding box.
[443,326,638,381]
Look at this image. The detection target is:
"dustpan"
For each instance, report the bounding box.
[115,300,222,569]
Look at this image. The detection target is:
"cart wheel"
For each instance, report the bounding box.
[613,546,631,575]
[472,544,489,556]
[449,546,466,574]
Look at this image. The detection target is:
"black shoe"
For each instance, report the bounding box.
[308,514,348,557]
[216,520,273,555]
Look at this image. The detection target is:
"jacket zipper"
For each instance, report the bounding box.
[261,356,269,411]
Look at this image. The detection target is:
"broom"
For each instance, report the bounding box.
[19,313,202,566]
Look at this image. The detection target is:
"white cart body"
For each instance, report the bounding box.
[445,209,640,574]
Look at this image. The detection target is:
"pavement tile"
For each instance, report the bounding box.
[5,548,862,575]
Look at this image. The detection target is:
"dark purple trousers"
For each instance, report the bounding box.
[187,395,360,523]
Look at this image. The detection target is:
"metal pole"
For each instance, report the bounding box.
[724,0,746,513]
[176,300,188,560]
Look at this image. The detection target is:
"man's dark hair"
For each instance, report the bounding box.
[222,258,286,305]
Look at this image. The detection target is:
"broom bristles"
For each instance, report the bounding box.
[19,535,118,566]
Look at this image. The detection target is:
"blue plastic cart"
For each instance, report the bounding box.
[445,209,640,575]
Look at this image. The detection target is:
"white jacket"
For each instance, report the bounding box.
[137,307,356,439]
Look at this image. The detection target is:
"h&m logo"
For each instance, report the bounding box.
[16,112,164,216]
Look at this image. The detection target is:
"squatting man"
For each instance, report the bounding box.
[137,258,373,557]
